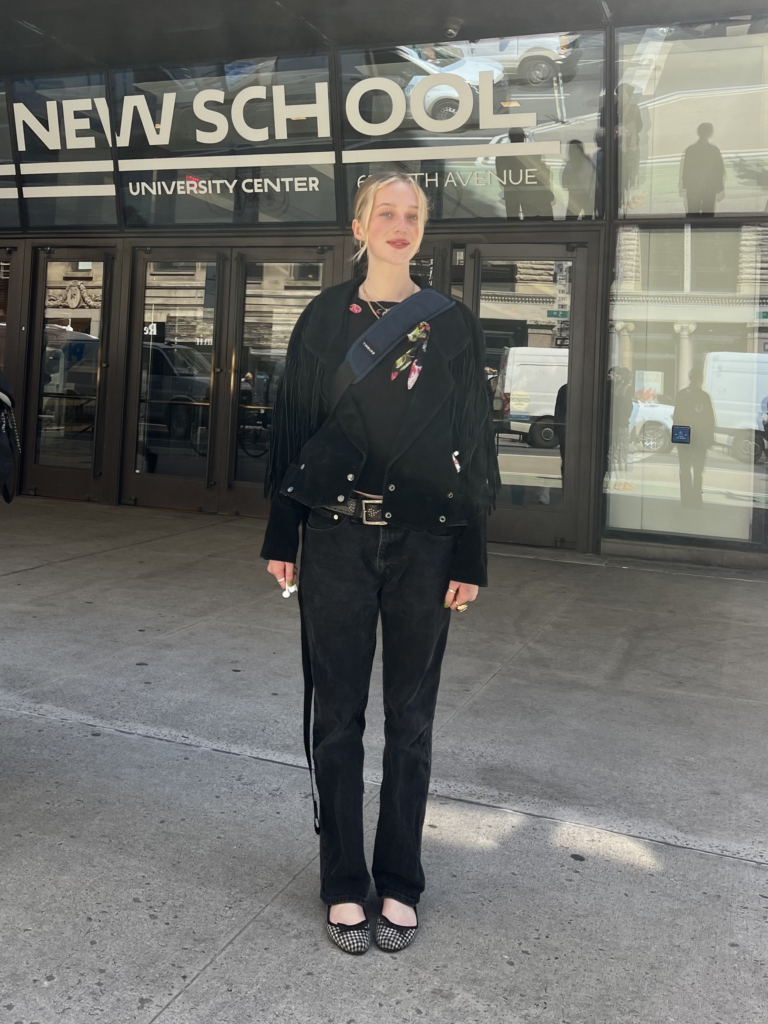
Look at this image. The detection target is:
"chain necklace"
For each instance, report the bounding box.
[359,281,416,320]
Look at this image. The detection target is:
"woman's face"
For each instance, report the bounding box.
[353,181,424,268]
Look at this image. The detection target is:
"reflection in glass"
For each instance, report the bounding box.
[607,226,768,547]
[12,74,117,228]
[134,262,216,478]
[340,33,604,222]
[482,259,572,508]
[113,58,336,227]
[235,262,323,483]
[0,86,20,230]
[35,261,104,469]
[618,19,768,216]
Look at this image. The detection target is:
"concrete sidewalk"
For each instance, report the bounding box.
[1,497,767,1024]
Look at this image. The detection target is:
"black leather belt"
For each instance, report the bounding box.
[319,495,386,525]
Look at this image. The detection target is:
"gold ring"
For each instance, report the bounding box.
[457,603,468,612]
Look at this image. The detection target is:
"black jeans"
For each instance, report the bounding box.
[299,510,456,908]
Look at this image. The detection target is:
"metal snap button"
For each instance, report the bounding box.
[447,492,453,498]
[388,484,395,491]
[347,473,354,481]
[385,512,392,519]
[333,514,339,520]
[439,516,446,523]
[300,464,305,470]
[337,494,345,502]
[287,486,294,492]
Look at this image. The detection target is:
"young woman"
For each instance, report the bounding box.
[261,172,496,954]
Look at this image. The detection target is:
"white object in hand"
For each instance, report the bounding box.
[282,581,298,599]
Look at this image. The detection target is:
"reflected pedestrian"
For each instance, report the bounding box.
[261,172,497,955]
[608,366,634,491]
[673,367,716,508]
[496,128,555,220]
[562,140,596,219]
[681,123,725,217]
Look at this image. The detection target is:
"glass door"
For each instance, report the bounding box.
[121,244,338,514]
[122,249,229,512]
[22,248,114,501]
[464,242,591,549]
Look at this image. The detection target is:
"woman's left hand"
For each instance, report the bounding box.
[444,580,479,612]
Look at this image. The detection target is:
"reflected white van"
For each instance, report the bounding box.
[704,351,768,463]
[495,347,568,447]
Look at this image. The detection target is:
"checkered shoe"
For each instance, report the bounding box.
[375,909,418,952]
[326,906,370,955]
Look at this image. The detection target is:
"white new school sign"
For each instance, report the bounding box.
[12,70,545,164]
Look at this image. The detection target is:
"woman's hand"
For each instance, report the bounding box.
[443,580,479,612]
[267,560,296,591]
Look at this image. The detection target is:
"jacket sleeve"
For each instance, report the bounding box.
[260,301,324,563]
[448,308,497,588]
[448,514,488,587]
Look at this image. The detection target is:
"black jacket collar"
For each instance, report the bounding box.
[302,275,470,371]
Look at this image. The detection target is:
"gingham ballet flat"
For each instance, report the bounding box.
[326,906,370,955]
[375,908,418,952]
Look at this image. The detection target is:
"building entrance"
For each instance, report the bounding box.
[119,234,597,549]
[120,242,340,516]
[412,236,595,549]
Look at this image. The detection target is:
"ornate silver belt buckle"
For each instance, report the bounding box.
[361,499,386,526]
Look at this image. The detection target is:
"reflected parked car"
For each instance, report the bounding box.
[141,342,212,441]
[630,398,675,454]
[345,46,506,126]
[461,35,581,86]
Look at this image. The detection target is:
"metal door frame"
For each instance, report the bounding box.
[120,239,343,514]
[21,245,117,502]
[464,241,591,549]
[218,241,342,517]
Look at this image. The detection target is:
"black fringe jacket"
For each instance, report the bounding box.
[260,277,498,586]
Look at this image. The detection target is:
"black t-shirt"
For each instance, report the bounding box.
[347,297,416,496]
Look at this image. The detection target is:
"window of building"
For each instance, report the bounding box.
[617,18,768,217]
[340,31,605,223]
[606,225,768,549]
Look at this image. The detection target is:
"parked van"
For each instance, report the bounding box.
[494,347,568,447]
[703,351,768,462]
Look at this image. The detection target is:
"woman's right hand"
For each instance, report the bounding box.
[267,560,296,591]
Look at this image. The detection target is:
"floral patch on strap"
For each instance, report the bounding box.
[349,303,362,314]
[391,321,430,387]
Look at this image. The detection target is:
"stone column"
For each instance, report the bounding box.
[674,322,697,393]
[614,321,635,370]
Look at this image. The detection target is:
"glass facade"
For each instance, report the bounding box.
[339,33,605,222]
[34,260,105,468]
[134,261,217,477]
[607,225,768,546]
[618,20,768,217]
[235,261,324,483]
[112,58,336,227]
[1,16,767,559]
[12,74,117,227]
[485,258,572,507]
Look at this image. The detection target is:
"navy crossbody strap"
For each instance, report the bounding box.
[327,289,455,414]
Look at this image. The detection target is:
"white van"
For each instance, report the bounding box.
[495,347,568,447]
[703,351,768,462]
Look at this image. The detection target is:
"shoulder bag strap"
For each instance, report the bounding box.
[326,288,455,416]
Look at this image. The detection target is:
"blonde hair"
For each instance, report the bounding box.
[352,172,429,263]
